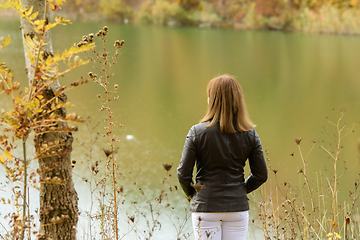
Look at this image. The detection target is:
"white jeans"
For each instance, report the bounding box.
[192,211,249,240]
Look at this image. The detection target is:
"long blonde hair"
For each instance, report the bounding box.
[200,75,255,133]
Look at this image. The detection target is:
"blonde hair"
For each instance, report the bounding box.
[200,75,255,133]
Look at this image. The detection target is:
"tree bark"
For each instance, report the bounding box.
[19,0,78,239]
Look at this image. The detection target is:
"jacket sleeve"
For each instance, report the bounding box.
[245,129,268,194]
[177,126,196,197]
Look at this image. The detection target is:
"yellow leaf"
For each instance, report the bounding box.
[334,232,342,239]
[15,2,23,10]
[28,101,36,109]
[2,35,11,47]
[55,0,65,5]
[49,2,55,10]
[33,20,41,25]
[0,155,4,164]
[34,20,45,31]
[16,95,24,105]
[50,112,56,119]
[34,98,40,107]
[45,22,58,31]
[29,12,39,20]
[26,6,33,16]
[0,2,11,8]
[4,150,13,161]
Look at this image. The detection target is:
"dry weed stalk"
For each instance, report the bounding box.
[80,26,124,239]
[252,110,359,240]
[76,27,195,240]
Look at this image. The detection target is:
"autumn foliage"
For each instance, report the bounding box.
[0,0,93,238]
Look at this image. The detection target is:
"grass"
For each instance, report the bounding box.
[249,110,359,240]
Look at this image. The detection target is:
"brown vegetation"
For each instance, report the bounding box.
[2,0,360,34]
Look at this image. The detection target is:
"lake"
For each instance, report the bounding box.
[0,19,359,239]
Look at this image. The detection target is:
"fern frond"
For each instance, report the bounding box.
[0,62,17,96]
[40,62,58,81]
[23,35,41,65]
[1,0,71,34]
[32,43,94,84]
[61,43,95,61]
[0,62,12,83]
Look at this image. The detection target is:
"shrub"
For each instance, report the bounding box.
[188,2,222,26]
[99,0,134,22]
[293,5,360,34]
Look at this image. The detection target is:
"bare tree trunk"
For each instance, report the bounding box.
[19,0,78,239]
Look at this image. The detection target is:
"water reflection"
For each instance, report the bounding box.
[0,19,359,239]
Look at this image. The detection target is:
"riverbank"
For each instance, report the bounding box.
[1,0,360,35]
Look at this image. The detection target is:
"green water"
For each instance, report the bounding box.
[1,19,360,239]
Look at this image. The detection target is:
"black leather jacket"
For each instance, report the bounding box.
[177,121,267,212]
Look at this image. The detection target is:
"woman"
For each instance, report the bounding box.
[177,75,267,240]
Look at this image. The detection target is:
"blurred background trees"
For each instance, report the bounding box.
[1,0,359,34]
[99,0,134,22]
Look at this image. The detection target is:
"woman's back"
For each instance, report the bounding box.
[178,121,267,212]
[177,75,268,240]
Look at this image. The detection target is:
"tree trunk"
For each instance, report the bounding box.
[19,0,78,239]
